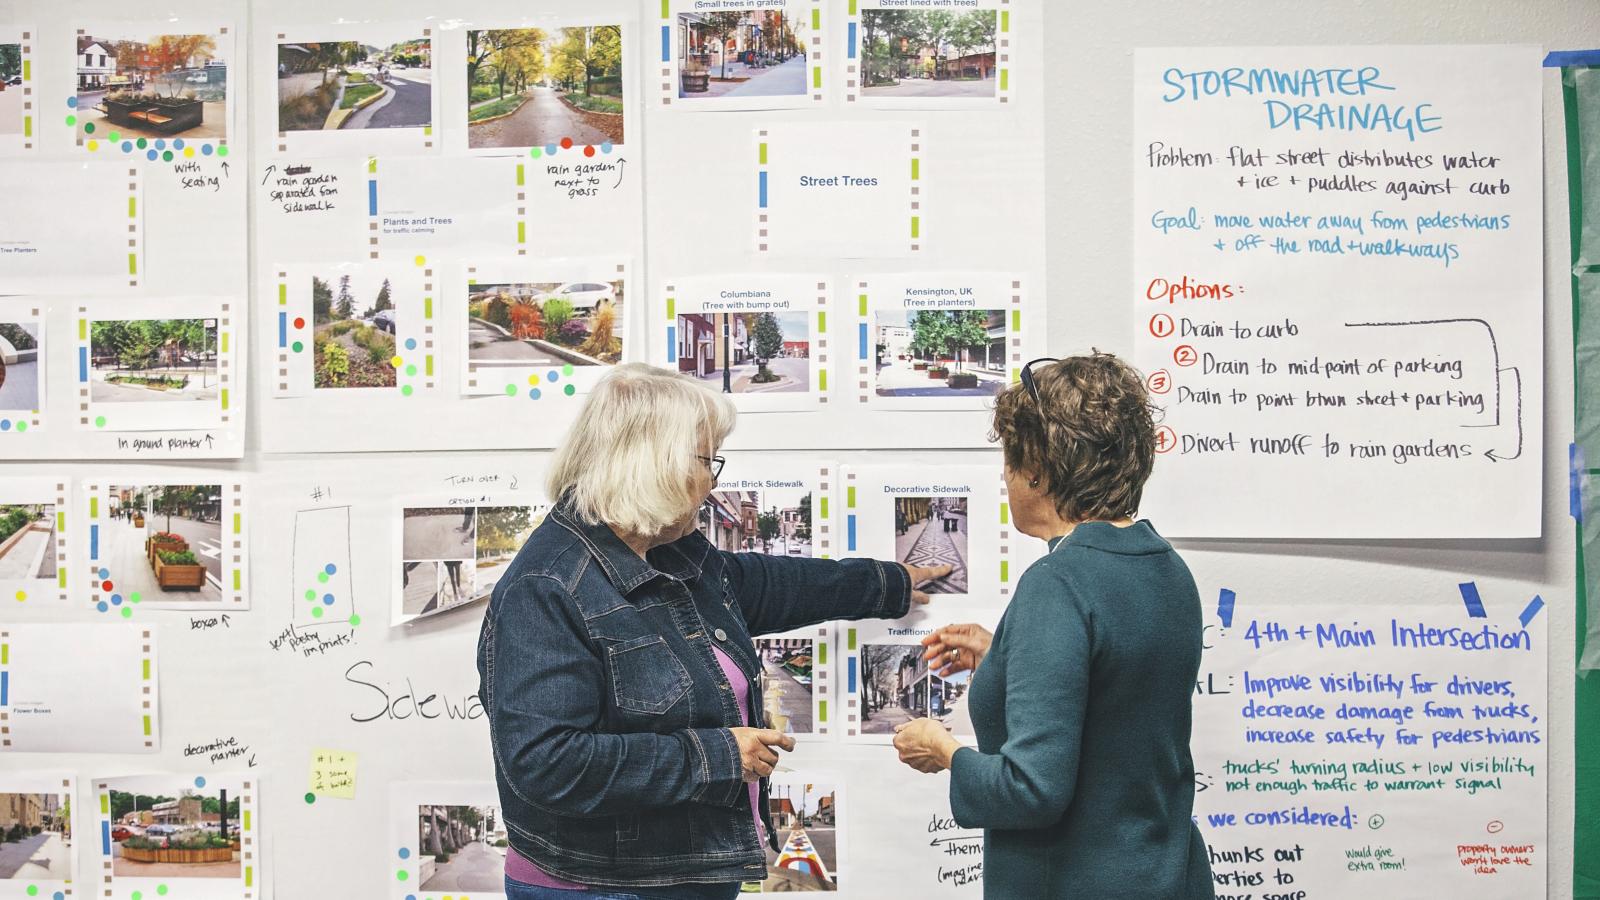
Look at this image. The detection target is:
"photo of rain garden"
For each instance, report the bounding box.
[88,319,218,404]
[311,272,398,389]
[467,26,623,149]
[467,280,623,370]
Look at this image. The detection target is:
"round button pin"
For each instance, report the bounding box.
[713,628,728,642]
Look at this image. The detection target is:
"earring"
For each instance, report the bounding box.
[1028,478,1040,488]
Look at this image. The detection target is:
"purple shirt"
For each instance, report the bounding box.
[506,644,763,890]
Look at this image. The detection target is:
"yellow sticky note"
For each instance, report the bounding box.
[309,748,359,800]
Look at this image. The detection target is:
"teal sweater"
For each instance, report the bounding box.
[949,521,1214,899]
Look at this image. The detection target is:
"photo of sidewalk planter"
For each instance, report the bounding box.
[109,784,242,879]
[107,483,223,600]
[467,280,624,369]
[874,309,1006,398]
[88,318,219,404]
[74,31,230,141]
[277,31,432,132]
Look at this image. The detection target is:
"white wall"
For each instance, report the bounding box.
[1040,2,1599,895]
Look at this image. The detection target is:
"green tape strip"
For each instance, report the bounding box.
[517,221,526,245]
[819,370,827,392]
[813,66,822,90]
[1001,10,1010,31]
[847,628,857,651]
[911,217,920,239]
[425,297,434,319]
[21,60,28,81]
[820,496,829,518]
[128,252,138,276]
[858,294,868,317]
[1000,503,1009,525]
[667,298,676,320]
[516,163,525,186]
[818,311,827,333]
[818,642,827,665]
[89,497,98,519]
[57,567,66,589]
[245,866,254,888]
[1000,560,1010,583]
[759,142,768,165]
[220,388,229,411]
[1,644,7,664]
[847,486,856,508]
[368,158,377,174]
[142,715,151,736]
[233,512,241,536]
[279,283,287,305]
[233,569,241,591]
[426,355,435,377]
[128,195,137,218]
[78,319,86,341]
[818,699,827,722]
[100,794,109,815]
[22,116,29,138]
[1001,69,1009,92]
[56,511,65,532]
[661,0,670,19]
[812,8,821,29]
[142,659,151,680]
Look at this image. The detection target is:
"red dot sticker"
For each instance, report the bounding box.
[101,580,114,591]
[583,145,596,157]
[294,317,305,329]
[560,137,574,149]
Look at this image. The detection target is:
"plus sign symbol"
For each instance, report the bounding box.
[1149,314,1175,338]
[1155,426,1177,454]
[1147,370,1172,395]
[1173,345,1198,367]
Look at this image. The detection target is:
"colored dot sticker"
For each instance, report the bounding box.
[504,384,517,396]
[405,364,417,376]
[325,563,337,575]
[64,114,75,126]
[202,144,214,156]
[546,371,559,383]
[183,147,195,158]
[544,143,558,156]
[122,141,132,152]
[121,607,132,619]
[414,255,426,267]
[97,601,108,613]
[101,580,113,591]
[130,592,141,604]
[15,422,25,433]
[530,147,543,158]
[157,887,169,897]
[564,384,576,396]
[108,131,120,142]
[317,571,329,584]
[162,150,173,162]
[25,884,36,896]
[99,568,109,579]
[154,139,165,150]
[292,341,304,353]
[349,614,362,627]
[602,142,614,153]
[136,137,147,149]
[401,385,414,397]
[173,139,184,150]
[563,364,575,376]
[87,140,98,151]
[217,145,229,157]
[398,848,411,859]
[111,595,122,606]
[0,420,9,431]
[294,317,306,329]
[529,388,542,400]
[323,594,334,605]
[66,97,78,108]
[391,355,404,368]
[584,145,596,157]
[146,149,158,161]
[396,870,409,882]
[15,591,25,601]
[311,607,324,619]
[405,338,417,350]
[194,777,207,788]
[84,122,94,134]
[94,415,106,428]
[304,793,316,804]
[560,137,574,149]
[305,589,316,601]
[131,893,141,900]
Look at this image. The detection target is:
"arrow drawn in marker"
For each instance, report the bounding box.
[613,158,626,189]
[260,164,276,186]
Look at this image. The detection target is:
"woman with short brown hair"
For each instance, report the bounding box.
[892,352,1215,899]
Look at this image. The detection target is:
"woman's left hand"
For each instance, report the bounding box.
[893,718,961,774]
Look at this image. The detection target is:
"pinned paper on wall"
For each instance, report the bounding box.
[309,748,358,800]
[658,1,825,111]
[844,0,1014,109]
[268,23,438,158]
[0,624,159,753]
[0,771,74,897]
[0,161,143,294]
[755,121,923,258]
[1131,46,1543,538]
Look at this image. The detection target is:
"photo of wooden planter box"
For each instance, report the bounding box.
[947,372,979,389]
[146,533,188,565]
[100,95,205,134]
[120,845,234,864]
[152,550,207,590]
[928,366,950,379]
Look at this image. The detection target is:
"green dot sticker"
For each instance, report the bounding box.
[530,147,543,158]
[563,364,575,376]
[15,422,25,432]
[396,870,409,882]
[84,122,95,133]
[318,571,329,584]
[120,607,132,619]
[217,145,229,157]
[162,150,173,162]
[132,892,142,900]
[64,114,75,126]
[137,137,147,149]
[405,364,417,376]
[292,340,304,353]
[401,385,414,397]
[94,415,106,428]
[312,607,324,619]
[26,885,37,896]
[157,887,169,897]
[305,589,316,601]
[564,384,576,396]
[108,131,120,142]
[305,792,316,804]
[349,614,362,627]
[130,592,142,604]
[505,384,517,396]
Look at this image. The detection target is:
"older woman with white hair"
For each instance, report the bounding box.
[478,363,950,899]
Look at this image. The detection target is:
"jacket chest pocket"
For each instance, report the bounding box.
[606,634,692,716]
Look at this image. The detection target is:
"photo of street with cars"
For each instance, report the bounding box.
[107,785,241,879]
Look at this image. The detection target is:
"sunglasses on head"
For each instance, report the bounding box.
[1019,357,1059,405]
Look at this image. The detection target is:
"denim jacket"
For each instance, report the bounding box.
[477,498,911,889]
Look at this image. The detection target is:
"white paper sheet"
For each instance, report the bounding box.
[0,623,158,753]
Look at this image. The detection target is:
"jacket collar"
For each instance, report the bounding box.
[1050,519,1170,556]
[551,497,712,595]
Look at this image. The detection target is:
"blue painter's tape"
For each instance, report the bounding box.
[758,170,768,208]
[667,325,677,363]
[0,671,6,706]
[1458,582,1487,618]
[847,515,857,551]
[78,346,88,383]
[847,656,857,693]
[1519,595,1545,628]
[1217,588,1236,628]
[661,25,671,63]
[90,524,98,561]
[278,312,287,348]
[101,820,111,857]
[1544,49,1600,67]
[848,22,857,59]
[1571,443,1586,523]
[367,179,377,216]
[857,323,868,360]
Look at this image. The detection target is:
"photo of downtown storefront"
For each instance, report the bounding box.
[696,487,812,556]
[677,312,810,394]
[677,11,809,99]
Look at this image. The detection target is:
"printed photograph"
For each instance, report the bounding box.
[0,323,40,412]
[0,503,55,583]
[88,319,218,404]
[417,804,505,892]
[311,272,398,389]
[401,505,544,618]
[677,11,809,99]
[895,496,967,593]
[104,484,225,603]
[0,43,22,136]
[108,786,241,879]
[875,309,1006,397]
[756,638,814,735]
[75,31,228,141]
[677,312,809,394]
[277,31,432,132]
[750,783,838,892]
[0,792,71,880]
[859,643,972,735]
[467,279,624,369]
[860,9,998,98]
[697,486,812,555]
[467,26,623,149]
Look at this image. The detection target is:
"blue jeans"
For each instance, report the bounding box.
[505,875,743,900]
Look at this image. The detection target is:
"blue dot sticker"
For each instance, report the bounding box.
[66,97,78,108]
[398,847,411,860]
[546,370,559,383]
[602,142,614,153]
[323,594,335,605]
[99,568,109,579]
[202,144,214,156]
[146,149,158,161]
[173,139,185,150]
[96,602,108,612]
[0,420,10,432]
[154,139,166,150]
[544,143,558,156]
[405,338,417,350]
[111,595,122,606]
[122,141,132,152]
[194,777,206,788]
[529,388,542,400]
[325,563,337,575]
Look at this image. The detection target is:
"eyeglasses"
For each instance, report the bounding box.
[698,455,726,482]
[1019,357,1059,406]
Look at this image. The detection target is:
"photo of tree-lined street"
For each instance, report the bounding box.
[89,319,218,404]
[102,484,224,604]
[677,11,809,99]
[860,9,998,98]
[859,644,972,735]
[467,280,624,370]
[467,26,623,149]
[677,312,809,394]
[875,309,1005,397]
[74,32,228,141]
[417,804,506,892]
[277,32,432,132]
[311,272,398,389]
